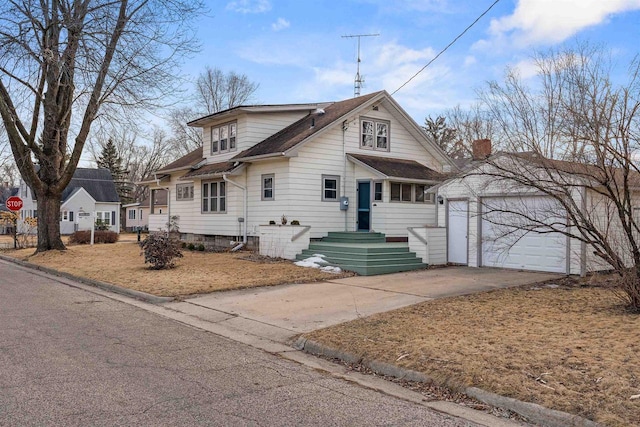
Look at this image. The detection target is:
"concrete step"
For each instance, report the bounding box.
[322,231,386,243]
[295,232,426,276]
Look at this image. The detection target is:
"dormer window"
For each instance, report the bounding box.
[211,122,237,155]
[360,118,389,151]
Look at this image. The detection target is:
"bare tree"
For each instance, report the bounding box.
[423,116,457,156]
[89,126,173,203]
[444,104,498,158]
[0,0,202,251]
[167,67,259,155]
[196,67,259,114]
[472,44,640,310]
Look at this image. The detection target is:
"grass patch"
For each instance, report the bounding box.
[304,281,640,427]
[3,241,351,297]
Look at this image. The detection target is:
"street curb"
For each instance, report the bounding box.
[0,254,174,304]
[293,337,602,427]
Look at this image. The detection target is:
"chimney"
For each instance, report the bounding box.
[471,139,491,160]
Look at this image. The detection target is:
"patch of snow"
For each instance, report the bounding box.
[295,254,341,273]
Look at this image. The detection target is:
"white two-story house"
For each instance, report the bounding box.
[142,91,455,248]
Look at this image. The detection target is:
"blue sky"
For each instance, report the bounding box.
[181,0,640,123]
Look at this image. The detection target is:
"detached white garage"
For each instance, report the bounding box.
[480,196,567,273]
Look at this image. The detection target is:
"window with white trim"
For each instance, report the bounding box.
[374,181,383,201]
[96,211,111,226]
[202,181,226,213]
[390,182,434,203]
[62,210,68,221]
[262,174,274,201]
[176,183,194,201]
[210,122,237,154]
[322,175,340,201]
[128,209,136,220]
[360,118,389,151]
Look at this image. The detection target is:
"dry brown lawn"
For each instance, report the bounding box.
[305,282,640,427]
[3,240,350,297]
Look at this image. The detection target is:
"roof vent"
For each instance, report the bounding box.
[310,118,316,128]
[313,108,325,115]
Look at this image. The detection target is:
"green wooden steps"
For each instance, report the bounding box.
[296,232,426,276]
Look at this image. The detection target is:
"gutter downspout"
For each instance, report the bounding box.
[342,120,348,232]
[223,173,247,250]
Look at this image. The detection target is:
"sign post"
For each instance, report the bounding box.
[6,196,23,249]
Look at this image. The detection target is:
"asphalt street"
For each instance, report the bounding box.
[0,261,479,426]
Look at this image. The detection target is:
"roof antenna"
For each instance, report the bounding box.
[342,33,380,97]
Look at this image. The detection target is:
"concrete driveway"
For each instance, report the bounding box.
[164,267,560,345]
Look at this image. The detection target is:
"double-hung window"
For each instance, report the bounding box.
[211,122,237,154]
[262,174,274,201]
[128,210,136,220]
[202,181,226,213]
[360,118,389,151]
[176,183,194,201]
[322,175,340,201]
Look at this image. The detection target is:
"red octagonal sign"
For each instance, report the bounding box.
[6,196,23,212]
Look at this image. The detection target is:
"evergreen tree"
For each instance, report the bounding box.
[96,139,132,204]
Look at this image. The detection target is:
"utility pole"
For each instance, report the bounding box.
[342,33,379,97]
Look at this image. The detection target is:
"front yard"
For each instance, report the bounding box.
[3,235,638,426]
[2,239,350,297]
[305,280,640,427]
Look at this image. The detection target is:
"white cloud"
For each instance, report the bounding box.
[463,55,477,67]
[226,0,271,14]
[479,0,640,48]
[271,17,290,31]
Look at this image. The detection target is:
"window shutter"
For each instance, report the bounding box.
[69,211,74,222]
[111,211,116,226]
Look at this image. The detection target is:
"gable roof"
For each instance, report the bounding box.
[347,153,446,183]
[61,168,120,203]
[232,91,384,161]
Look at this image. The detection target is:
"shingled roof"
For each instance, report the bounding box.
[61,168,120,203]
[232,91,384,160]
[180,161,241,179]
[156,147,204,173]
[347,153,446,182]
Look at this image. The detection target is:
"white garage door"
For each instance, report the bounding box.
[481,196,567,273]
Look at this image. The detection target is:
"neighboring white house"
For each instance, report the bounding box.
[435,140,638,275]
[20,168,121,234]
[140,91,456,248]
[123,189,168,231]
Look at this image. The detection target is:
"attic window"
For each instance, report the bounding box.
[211,122,237,155]
[360,118,389,152]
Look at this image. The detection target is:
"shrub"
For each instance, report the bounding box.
[69,230,119,244]
[290,220,300,225]
[94,219,110,231]
[139,234,183,269]
[181,242,187,248]
[187,243,195,250]
[197,244,205,251]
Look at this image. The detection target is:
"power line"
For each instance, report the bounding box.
[391,0,501,96]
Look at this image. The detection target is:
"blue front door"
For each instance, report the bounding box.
[357,181,371,231]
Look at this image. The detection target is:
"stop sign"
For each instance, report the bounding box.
[6,196,23,212]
